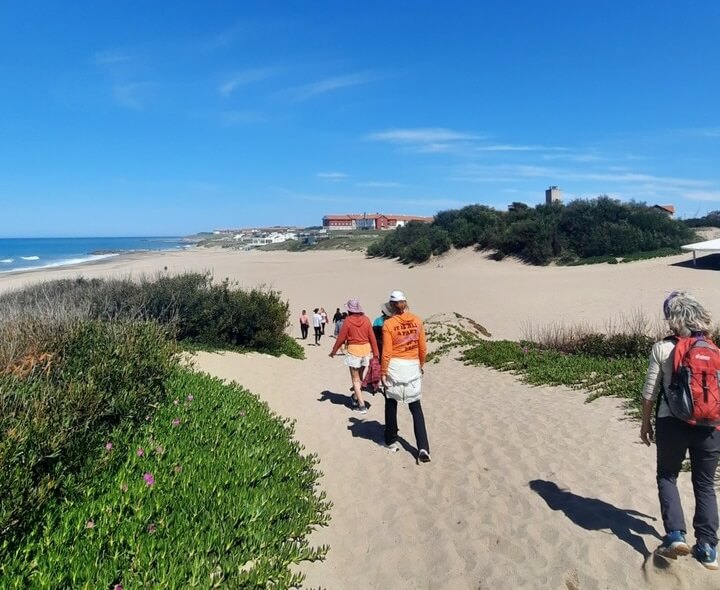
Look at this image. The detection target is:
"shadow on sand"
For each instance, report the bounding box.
[318,389,371,410]
[529,479,661,558]
[346,417,417,458]
[671,252,720,271]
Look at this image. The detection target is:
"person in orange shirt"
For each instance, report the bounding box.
[381,290,430,462]
[329,298,379,414]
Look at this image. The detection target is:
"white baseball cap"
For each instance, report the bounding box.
[389,290,407,302]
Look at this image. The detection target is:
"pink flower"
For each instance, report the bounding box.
[238,411,246,417]
[173,464,182,475]
[155,445,165,456]
[147,523,157,534]
[173,399,179,406]
[172,418,180,427]
[143,472,155,487]
[114,585,123,590]
[86,520,95,529]
[187,395,194,402]
[105,442,113,451]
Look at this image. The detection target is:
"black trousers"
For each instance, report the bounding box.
[314,326,322,345]
[300,323,308,339]
[384,396,429,453]
[656,416,720,545]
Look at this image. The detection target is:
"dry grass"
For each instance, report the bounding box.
[520,310,667,351]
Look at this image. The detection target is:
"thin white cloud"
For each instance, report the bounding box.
[93,49,132,66]
[112,82,151,110]
[571,172,710,187]
[683,127,720,138]
[317,172,348,181]
[203,24,246,52]
[219,68,276,97]
[678,191,720,202]
[542,153,604,163]
[366,128,479,144]
[454,163,713,189]
[476,144,568,152]
[357,181,403,188]
[287,72,376,101]
[221,110,267,125]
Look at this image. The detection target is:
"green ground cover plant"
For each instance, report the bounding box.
[619,247,683,263]
[0,320,177,545]
[461,340,648,414]
[1,369,330,589]
[426,313,679,416]
[0,274,312,586]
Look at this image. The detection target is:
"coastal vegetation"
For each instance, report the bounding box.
[426,313,720,417]
[0,275,327,587]
[0,273,303,358]
[684,210,720,228]
[367,197,696,265]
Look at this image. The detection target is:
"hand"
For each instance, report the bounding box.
[381,376,389,387]
[640,422,654,446]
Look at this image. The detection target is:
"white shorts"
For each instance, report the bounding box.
[345,353,373,369]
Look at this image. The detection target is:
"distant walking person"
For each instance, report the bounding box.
[320,307,328,335]
[332,307,343,337]
[329,298,378,415]
[312,308,323,345]
[299,309,310,340]
[641,291,720,569]
[381,290,430,463]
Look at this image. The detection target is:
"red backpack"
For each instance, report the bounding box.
[665,336,720,426]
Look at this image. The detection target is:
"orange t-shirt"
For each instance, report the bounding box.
[381,311,426,375]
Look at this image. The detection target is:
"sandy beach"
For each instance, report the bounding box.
[3,248,720,589]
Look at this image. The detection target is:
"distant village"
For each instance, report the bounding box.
[209,212,433,250]
[207,188,676,251]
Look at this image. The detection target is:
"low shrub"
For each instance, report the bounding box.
[564,255,618,266]
[1,369,330,589]
[619,248,683,263]
[0,274,301,359]
[0,320,177,544]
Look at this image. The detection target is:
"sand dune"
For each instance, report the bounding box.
[4,248,720,588]
[2,247,720,340]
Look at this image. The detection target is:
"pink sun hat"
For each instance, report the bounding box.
[346,298,363,313]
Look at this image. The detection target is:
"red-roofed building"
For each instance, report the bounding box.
[322,213,434,231]
[654,204,675,216]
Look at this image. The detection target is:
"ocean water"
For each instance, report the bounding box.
[0,237,188,274]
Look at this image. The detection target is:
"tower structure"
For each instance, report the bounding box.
[545,186,562,205]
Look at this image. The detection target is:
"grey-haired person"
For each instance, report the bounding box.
[641,290,720,569]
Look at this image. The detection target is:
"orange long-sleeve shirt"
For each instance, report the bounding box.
[330,314,379,357]
[381,311,427,375]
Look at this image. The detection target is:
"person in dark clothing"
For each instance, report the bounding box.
[299,309,310,340]
[332,307,343,337]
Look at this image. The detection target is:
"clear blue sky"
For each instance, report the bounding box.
[2,1,720,237]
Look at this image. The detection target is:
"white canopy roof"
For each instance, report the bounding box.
[681,238,720,252]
